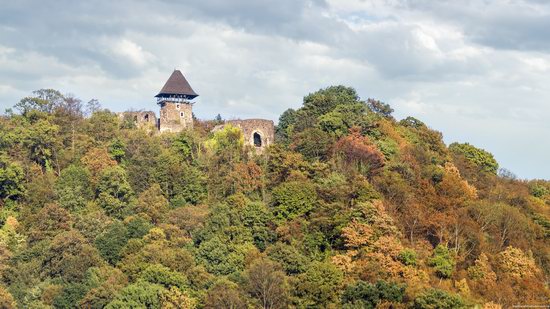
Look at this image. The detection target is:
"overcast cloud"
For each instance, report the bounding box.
[0,0,548,179]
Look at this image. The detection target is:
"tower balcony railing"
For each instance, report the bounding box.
[156,96,193,104]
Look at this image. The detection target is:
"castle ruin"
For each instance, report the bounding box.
[121,69,275,150]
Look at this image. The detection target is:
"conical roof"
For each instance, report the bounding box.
[155,70,198,99]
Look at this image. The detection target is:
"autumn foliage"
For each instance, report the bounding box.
[0,86,547,307]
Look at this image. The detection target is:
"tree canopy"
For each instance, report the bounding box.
[0,86,547,308]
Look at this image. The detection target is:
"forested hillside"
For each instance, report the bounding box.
[0,86,548,308]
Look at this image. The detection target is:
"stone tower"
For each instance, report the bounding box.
[155,70,198,133]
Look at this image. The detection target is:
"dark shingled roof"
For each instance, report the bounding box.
[155,70,198,99]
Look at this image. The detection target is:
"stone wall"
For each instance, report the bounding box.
[159,101,193,133]
[118,111,157,132]
[214,119,275,151]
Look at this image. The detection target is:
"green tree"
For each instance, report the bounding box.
[55,164,92,211]
[108,138,126,163]
[428,244,455,279]
[105,281,165,308]
[95,221,129,264]
[449,142,498,174]
[413,289,465,309]
[196,236,254,275]
[96,166,134,218]
[397,249,417,266]
[342,280,405,308]
[318,103,372,137]
[271,181,317,221]
[290,128,333,161]
[0,154,25,201]
[205,124,244,159]
[302,86,360,118]
[276,108,297,143]
[138,264,188,290]
[24,118,60,170]
[86,110,119,144]
[297,261,343,307]
[52,283,88,309]
[14,89,65,114]
[266,242,309,274]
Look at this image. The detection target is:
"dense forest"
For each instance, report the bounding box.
[0,86,548,308]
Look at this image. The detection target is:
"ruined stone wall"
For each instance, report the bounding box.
[216,119,275,151]
[118,111,157,132]
[159,101,193,133]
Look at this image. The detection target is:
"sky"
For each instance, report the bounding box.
[0,0,549,179]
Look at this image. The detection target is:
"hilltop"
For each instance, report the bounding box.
[0,86,548,308]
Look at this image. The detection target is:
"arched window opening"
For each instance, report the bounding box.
[253,132,262,147]
[180,112,184,117]
[133,115,137,122]
[144,114,149,122]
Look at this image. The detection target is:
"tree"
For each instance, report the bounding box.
[196,236,254,275]
[42,230,103,282]
[342,280,405,308]
[139,264,188,290]
[297,261,343,307]
[413,289,465,309]
[95,221,129,264]
[134,184,169,223]
[302,86,360,118]
[85,99,101,117]
[498,246,540,279]
[366,98,394,118]
[271,180,317,221]
[244,258,289,309]
[79,266,127,309]
[266,242,309,275]
[55,164,92,211]
[108,138,126,163]
[333,127,385,176]
[160,286,197,309]
[0,286,16,308]
[14,89,65,114]
[28,203,72,243]
[204,279,246,309]
[0,154,25,201]
[24,118,60,170]
[80,147,117,183]
[86,110,119,144]
[428,244,455,279]
[290,128,333,160]
[318,103,372,138]
[205,124,244,159]
[96,166,134,218]
[105,281,165,308]
[275,108,297,143]
[449,142,498,174]
[226,161,264,196]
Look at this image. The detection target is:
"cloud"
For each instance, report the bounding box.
[0,0,549,179]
